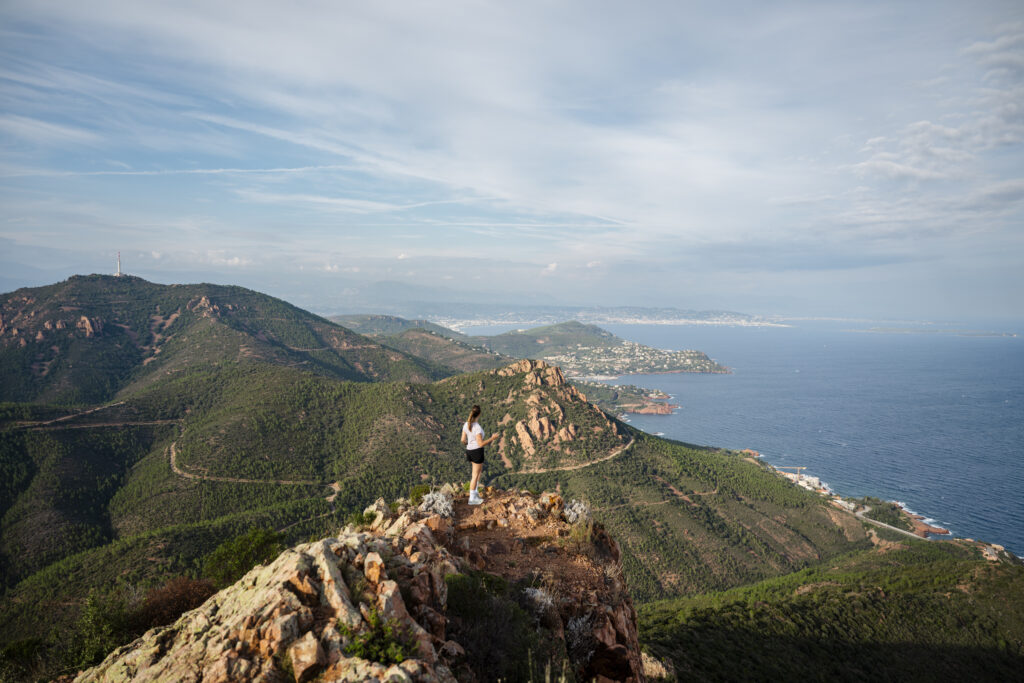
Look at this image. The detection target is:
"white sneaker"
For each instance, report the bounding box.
[468,492,483,505]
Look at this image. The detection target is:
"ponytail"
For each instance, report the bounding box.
[466,404,481,429]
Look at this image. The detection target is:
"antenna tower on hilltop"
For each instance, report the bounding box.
[115,251,122,277]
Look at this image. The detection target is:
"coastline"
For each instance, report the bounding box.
[765,461,962,542]
[571,367,731,382]
[896,503,951,538]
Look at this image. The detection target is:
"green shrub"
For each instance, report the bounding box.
[337,607,415,665]
[0,637,46,680]
[202,527,284,588]
[344,510,375,528]
[408,484,431,506]
[445,572,567,680]
[70,590,130,669]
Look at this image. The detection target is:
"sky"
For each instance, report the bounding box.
[1,0,1022,320]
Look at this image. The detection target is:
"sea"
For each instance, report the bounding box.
[462,320,1024,557]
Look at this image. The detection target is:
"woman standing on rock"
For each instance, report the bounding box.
[461,404,499,505]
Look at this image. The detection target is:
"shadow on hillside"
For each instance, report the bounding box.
[648,628,1023,682]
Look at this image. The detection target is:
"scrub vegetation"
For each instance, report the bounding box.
[1,276,1021,681]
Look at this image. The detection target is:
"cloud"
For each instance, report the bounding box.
[0,163,357,179]
[850,159,949,181]
[0,114,100,145]
[1,1,1022,318]
[968,178,1024,206]
[206,253,250,267]
[235,190,402,214]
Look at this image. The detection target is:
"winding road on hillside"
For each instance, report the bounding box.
[519,437,635,474]
[20,419,181,430]
[168,442,322,486]
[855,505,930,541]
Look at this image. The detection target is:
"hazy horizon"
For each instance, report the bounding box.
[2,1,1022,321]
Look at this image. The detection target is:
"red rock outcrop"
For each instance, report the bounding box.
[75,488,645,682]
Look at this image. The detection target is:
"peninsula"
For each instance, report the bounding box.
[467,321,728,378]
[331,317,728,415]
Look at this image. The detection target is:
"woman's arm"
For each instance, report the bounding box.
[482,432,499,446]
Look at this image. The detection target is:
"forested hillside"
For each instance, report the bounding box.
[2,280,1021,681]
[381,328,511,373]
[329,313,470,341]
[639,541,1024,680]
[0,275,443,404]
[0,355,877,671]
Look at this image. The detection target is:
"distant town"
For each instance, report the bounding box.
[544,340,727,378]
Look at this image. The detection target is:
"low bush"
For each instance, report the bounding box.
[202,527,284,588]
[344,510,376,529]
[337,607,415,665]
[130,576,216,631]
[408,484,431,506]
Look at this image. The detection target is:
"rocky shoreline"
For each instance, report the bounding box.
[898,504,951,538]
[626,402,678,415]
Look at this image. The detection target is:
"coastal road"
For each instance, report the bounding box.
[855,505,930,541]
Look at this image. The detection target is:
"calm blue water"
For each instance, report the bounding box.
[464,321,1024,556]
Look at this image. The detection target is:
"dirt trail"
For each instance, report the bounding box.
[22,419,180,431]
[519,437,635,474]
[595,481,717,513]
[597,499,672,512]
[169,442,321,486]
[653,475,717,503]
[13,401,127,427]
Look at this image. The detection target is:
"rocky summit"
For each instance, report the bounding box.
[73,487,646,682]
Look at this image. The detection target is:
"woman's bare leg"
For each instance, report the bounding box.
[470,462,483,493]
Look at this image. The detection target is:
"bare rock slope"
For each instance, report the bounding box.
[75,488,645,682]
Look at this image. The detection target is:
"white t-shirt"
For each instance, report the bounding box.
[462,421,485,449]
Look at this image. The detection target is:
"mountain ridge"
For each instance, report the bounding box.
[0,275,446,404]
[2,276,1022,682]
[71,487,648,683]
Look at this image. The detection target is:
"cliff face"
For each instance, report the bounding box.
[75,487,645,683]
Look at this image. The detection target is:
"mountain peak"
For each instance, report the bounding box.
[493,357,565,385]
[74,488,645,682]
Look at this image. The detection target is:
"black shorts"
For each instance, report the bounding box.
[466,448,485,464]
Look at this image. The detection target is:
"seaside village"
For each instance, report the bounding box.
[743,449,1009,562]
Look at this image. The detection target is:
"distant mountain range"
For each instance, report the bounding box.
[351,302,776,328]
[332,315,727,377]
[1,276,1021,681]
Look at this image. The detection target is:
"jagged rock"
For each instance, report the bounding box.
[76,487,644,683]
[515,420,536,456]
[364,498,392,530]
[288,631,326,682]
[540,492,565,513]
[641,652,674,680]
[364,552,386,584]
[76,315,100,337]
[418,492,454,518]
